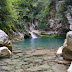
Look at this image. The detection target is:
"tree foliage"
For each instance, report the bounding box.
[0,0,18,33]
[0,0,72,33]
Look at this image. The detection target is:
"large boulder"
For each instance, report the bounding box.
[62,31,72,60]
[57,39,67,56]
[0,30,12,52]
[0,46,11,57]
[0,30,9,44]
[70,25,72,30]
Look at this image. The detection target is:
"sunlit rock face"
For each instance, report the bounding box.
[70,25,72,30]
[62,31,72,60]
[57,39,67,57]
[49,19,55,28]
[0,30,12,57]
[66,13,72,30]
[0,30,9,45]
[0,30,12,52]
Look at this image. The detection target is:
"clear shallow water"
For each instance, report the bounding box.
[12,38,65,50]
[0,38,65,72]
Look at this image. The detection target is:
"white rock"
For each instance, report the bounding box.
[0,30,9,44]
[70,25,72,30]
[57,46,64,55]
[17,32,24,38]
[66,13,72,21]
[67,31,72,45]
[49,19,55,28]
[57,39,67,55]
[67,61,72,72]
[69,20,72,25]
[0,46,11,57]
[63,39,67,47]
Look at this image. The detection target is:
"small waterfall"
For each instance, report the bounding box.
[30,32,38,38]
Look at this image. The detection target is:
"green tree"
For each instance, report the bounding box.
[0,0,18,33]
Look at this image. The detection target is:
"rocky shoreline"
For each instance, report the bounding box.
[0,48,70,72]
[10,36,24,42]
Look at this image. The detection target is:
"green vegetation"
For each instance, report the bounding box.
[41,34,66,38]
[0,0,72,37]
[0,0,18,33]
[0,0,54,31]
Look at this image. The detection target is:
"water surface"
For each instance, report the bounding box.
[0,38,66,72]
[12,38,65,50]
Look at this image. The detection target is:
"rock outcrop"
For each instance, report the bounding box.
[62,11,72,60]
[57,39,67,56]
[0,30,12,57]
[9,30,24,42]
[57,31,72,60]
[62,31,72,60]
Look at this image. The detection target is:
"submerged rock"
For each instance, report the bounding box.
[62,31,72,60]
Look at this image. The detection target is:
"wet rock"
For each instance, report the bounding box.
[52,64,67,72]
[15,69,24,72]
[13,50,22,54]
[57,60,70,64]
[2,66,11,71]
[26,65,48,72]
[16,53,23,57]
[0,62,7,66]
[31,49,49,56]
[11,55,19,59]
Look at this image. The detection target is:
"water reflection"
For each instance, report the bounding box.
[31,38,35,47]
[12,38,65,50]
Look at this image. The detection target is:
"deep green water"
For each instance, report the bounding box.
[12,38,65,50]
